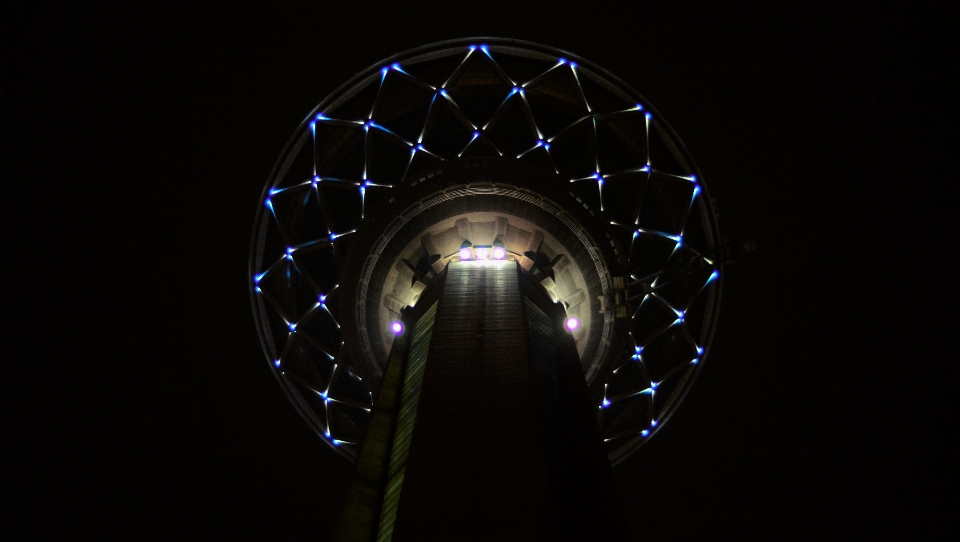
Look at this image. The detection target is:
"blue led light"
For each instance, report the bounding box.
[697,346,704,355]
[570,61,578,68]
[635,103,644,111]
[651,381,659,390]
[473,131,480,138]
[708,270,719,283]
[469,44,477,51]
[320,391,328,399]
[273,359,281,368]
[391,62,401,70]
[480,44,489,53]
[329,233,336,241]
[268,188,281,196]
[288,322,297,332]
[692,185,701,199]
[602,399,611,408]
[319,294,327,304]
[309,121,316,132]
[253,272,267,284]
[645,112,652,120]
[286,247,295,255]
[255,286,262,294]
[650,420,658,427]
[439,89,448,97]
[641,429,650,437]
[558,58,567,64]
[315,113,328,120]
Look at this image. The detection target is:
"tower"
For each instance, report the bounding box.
[249,39,722,540]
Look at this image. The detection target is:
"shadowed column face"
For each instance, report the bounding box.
[391,261,557,541]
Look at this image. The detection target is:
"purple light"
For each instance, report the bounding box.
[492,247,506,260]
[475,247,489,260]
[459,247,472,260]
[389,320,405,336]
[564,317,580,332]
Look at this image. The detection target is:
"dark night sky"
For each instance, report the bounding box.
[2,2,954,539]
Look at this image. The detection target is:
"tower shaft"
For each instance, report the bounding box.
[339,261,628,542]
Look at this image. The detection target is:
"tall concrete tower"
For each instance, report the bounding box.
[250,39,722,541]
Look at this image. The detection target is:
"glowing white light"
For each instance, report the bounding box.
[389,320,405,336]
[492,247,506,260]
[475,247,489,260]
[564,317,580,332]
[459,247,473,260]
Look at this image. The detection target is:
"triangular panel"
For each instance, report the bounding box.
[366,129,411,185]
[421,97,476,159]
[372,71,435,142]
[446,52,513,128]
[314,122,365,179]
[525,66,590,138]
[549,119,595,179]
[596,111,648,173]
[601,171,647,227]
[639,171,695,236]
[484,94,539,157]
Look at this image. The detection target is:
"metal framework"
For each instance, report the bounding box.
[249,38,722,464]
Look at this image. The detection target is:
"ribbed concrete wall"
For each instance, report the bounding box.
[391,261,557,541]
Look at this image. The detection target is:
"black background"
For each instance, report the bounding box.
[2,2,954,539]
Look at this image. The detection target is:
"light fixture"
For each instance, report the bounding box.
[564,316,580,332]
[389,320,405,336]
[492,238,506,260]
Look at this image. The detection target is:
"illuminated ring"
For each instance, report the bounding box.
[250,38,722,464]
